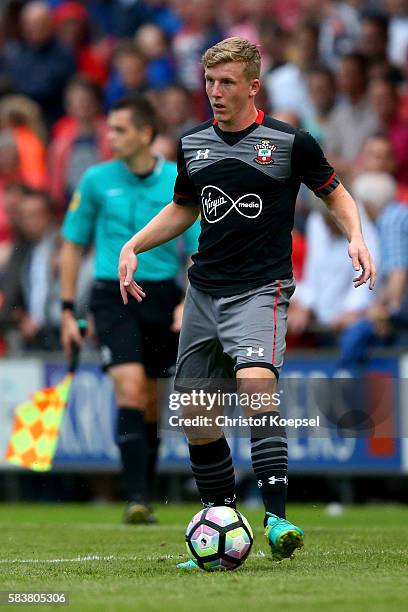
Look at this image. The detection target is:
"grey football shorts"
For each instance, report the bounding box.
[174,279,295,390]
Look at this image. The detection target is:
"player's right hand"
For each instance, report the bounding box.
[118,244,146,305]
[61,311,83,358]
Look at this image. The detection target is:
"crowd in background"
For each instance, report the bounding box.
[0,0,408,364]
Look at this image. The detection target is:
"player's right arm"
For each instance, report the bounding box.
[119,137,200,304]
[59,171,98,356]
[118,201,200,304]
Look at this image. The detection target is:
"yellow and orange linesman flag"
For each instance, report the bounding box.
[5,320,87,472]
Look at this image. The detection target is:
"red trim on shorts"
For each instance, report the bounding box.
[314,171,337,192]
[212,109,264,126]
[271,280,281,365]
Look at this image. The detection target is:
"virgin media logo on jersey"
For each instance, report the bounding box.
[201,185,262,224]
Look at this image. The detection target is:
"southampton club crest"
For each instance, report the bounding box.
[254,140,277,165]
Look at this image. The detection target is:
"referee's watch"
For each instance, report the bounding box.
[61,300,75,313]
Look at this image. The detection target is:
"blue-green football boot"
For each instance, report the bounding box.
[177,559,199,569]
[265,513,304,560]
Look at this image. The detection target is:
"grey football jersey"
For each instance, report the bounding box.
[174,110,339,297]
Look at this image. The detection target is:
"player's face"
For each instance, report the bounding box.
[107,109,151,160]
[205,62,260,127]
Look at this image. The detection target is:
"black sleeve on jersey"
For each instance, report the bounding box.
[173,140,198,206]
[291,130,340,198]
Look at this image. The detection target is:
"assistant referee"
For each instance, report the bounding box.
[60,96,199,524]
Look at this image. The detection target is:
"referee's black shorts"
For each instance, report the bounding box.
[90,279,182,378]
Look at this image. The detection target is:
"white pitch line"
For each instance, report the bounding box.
[0,554,179,565]
[0,552,267,565]
[0,555,116,564]
[0,522,184,531]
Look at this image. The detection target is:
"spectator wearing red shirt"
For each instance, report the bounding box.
[49,76,110,212]
[221,0,260,42]
[0,95,48,191]
[369,76,408,188]
[0,132,24,247]
[53,1,111,87]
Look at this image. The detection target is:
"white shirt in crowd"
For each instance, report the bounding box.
[294,204,379,325]
[265,63,313,117]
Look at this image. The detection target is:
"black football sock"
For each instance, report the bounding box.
[146,422,160,487]
[250,412,288,523]
[117,407,148,505]
[189,437,236,508]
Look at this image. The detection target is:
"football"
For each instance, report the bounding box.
[185,506,254,571]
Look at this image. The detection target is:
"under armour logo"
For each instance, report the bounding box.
[246,346,264,357]
[268,476,288,485]
[195,149,210,160]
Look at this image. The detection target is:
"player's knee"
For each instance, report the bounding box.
[237,367,278,414]
[237,367,277,391]
[181,403,223,444]
[111,375,148,408]
[109,364,148,403]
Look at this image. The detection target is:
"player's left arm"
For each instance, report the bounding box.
[323,184,376,290]
[294,130,376,290]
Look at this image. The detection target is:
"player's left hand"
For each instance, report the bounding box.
[118,244,146,304]
[348,236,376,290]
[171,301,184,332]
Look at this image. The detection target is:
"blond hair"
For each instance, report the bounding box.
[202,37,261,81]
[0,95,46,141]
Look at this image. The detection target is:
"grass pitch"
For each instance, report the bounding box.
[0,503,407,611]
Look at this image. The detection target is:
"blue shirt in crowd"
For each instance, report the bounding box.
[377,201,408,277]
